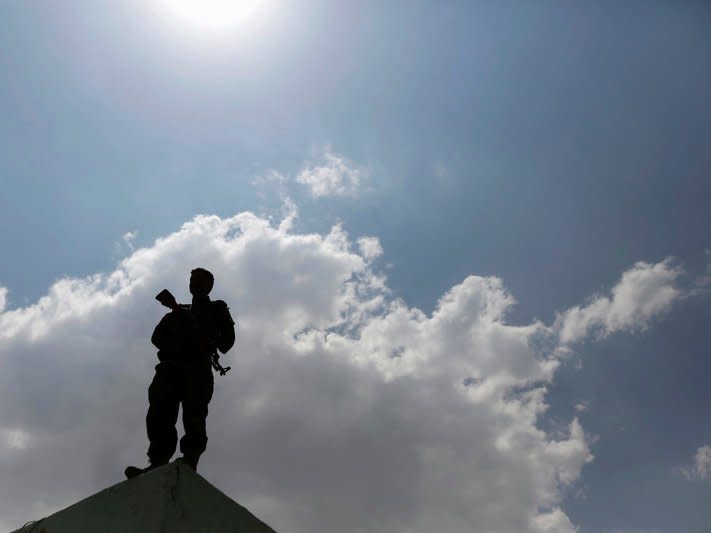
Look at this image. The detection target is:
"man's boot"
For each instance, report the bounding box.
[175,455,199,472]
[124,460,167,480]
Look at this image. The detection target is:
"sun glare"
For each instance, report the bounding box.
[160,0,266,31]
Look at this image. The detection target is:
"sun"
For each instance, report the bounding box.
[159,0,266,31]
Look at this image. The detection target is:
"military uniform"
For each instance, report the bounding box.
[145,295,235,468]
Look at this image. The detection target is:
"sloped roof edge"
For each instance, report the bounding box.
[12,461,276,533]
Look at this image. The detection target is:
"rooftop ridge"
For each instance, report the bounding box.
[13,461,276,533]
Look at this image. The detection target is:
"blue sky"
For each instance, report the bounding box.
[1,2,710,532]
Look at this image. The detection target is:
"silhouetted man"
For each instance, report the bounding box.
[125,268,235,479]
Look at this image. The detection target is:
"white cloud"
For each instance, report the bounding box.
[574,402,589,413]
[357,236,383,262]
[4,428,30,450]
[0,286,6,313]
[678,445,711,481]
[531,508,578,533]
[556,259,684,344]
[122,231,137,251]
[296,149,363,198]
[113,231,138,260]
[0,212,688,532]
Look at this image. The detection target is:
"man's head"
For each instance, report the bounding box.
[190,267,214,297]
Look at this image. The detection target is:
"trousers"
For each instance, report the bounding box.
[146,360,214,465]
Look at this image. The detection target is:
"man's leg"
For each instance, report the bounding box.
[146,364,181,466]
[179,366,214,470]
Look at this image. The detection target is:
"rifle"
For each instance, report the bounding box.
[155,289,232,376]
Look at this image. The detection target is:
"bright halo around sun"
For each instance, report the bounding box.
[159,0,266,31]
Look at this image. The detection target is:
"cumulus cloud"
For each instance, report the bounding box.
[678,445,711,481]
[556,259,684,345]
[0,212,687,532]
[296,149,363,198]
[357,236,383,262]
[0,286,6,313]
